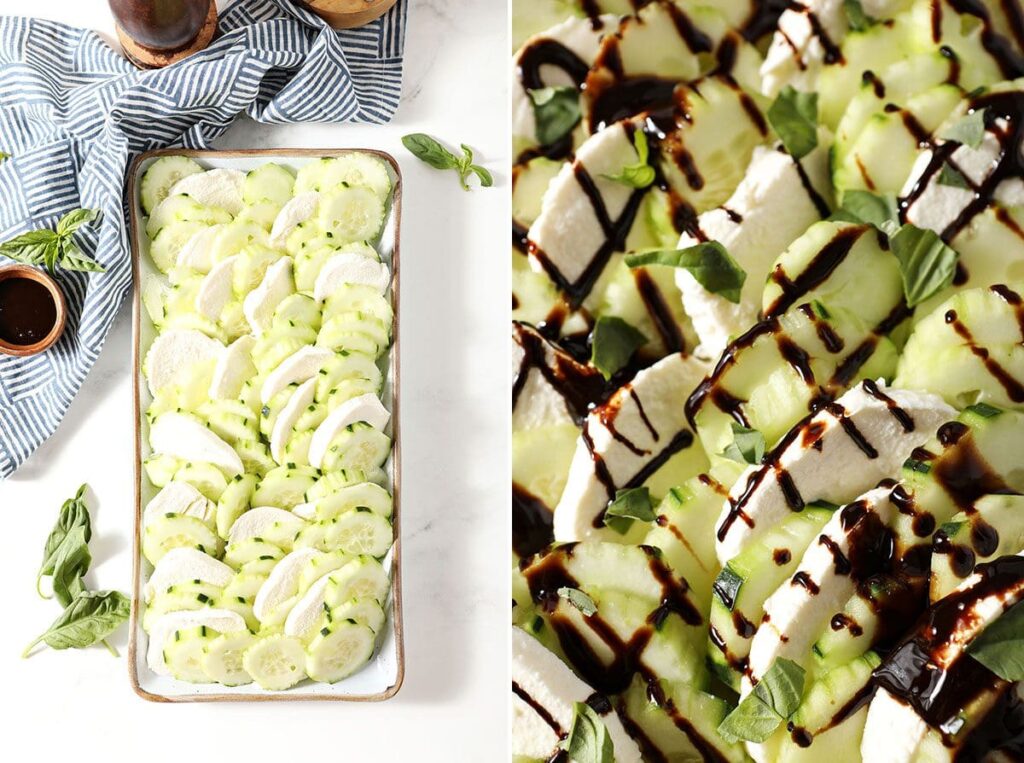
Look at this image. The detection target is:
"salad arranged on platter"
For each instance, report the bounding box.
[137,153,396,690]
[511,0,1024,760]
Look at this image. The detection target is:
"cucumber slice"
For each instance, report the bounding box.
[294,522,331,551]
[144,454,183,489]
[320,423,391,473]
[317,186,385,243]
[234,439,275,477]
[216,474,257,539]
[213,595,259,632]
[141,156,204,214]
[252,465,319,511]
[239,557,278,577]
[314,351,382,402]
[210,222,270,263]
[295,154,391,200]
[260,385,296,439]
[200,399,259,445]
[232,245,281,295]
[304,469,372,502]
[305,620,375,684]
[297,550,351,593]
[147,195,232,239]
[329,597,386,634]
[273,293,322,331]
[315,329,380,358]
[143,515,222,566]
[242,634,307,690]
[295,246,341,293]
[325,379,382,413]
[173,461,230,502]
[235,199,281,231]
[294,402,328,433]
[253,335,314,376]
[285,222,326,258]
[324,508,393,557]
[324,556,390,606]
[312,482,392,521]
[319,311,390,354]
[143,582,221,631]
[165,626,218,683]
[243,163,295,205]
[202,629,256,686]
[223,572,270,603]
[223,539,285,569]
[150,221,206,273]
[323,284,392,326]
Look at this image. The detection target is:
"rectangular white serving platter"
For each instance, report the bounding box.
[128,148,404,702]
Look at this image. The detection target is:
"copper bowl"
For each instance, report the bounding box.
[0,265,67,357]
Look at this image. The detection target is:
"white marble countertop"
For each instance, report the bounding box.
[0,1,509,759]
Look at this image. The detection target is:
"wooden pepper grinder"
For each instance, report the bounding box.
[108,0,218,69]
[299,0,398,29]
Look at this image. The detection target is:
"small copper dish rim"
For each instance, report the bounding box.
[0,264,67,357]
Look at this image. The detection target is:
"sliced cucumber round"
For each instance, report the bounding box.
[150,221,206,273]
[324,508,393,557]
[243,163,295,206]
[330,597,386,635]
[143,515,221,566]
[141,156,203,214]
[143,582,221,631]
[203,629,257,686]
[325,556,390,607]
[317,186,385,244]
[243,634,307,690]
[320,423,391,473]
[305,620,375,684]
[165,625,218,683]
[313,481,393,521]
[223,538,285,569]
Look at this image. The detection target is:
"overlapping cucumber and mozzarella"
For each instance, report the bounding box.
[512,0,1024,760]
[137,154,395,690]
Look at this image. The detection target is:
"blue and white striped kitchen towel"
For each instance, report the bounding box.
[0,0,408,478]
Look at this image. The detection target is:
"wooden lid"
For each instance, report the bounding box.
[115,2,218,69]
[0,265,67,357]
[300,0,398,29]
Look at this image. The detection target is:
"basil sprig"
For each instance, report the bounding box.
[940,107,987,149]
[602,130,655,189]
[833,190,899,232]
[843,0,875,31]
[603,487,656,534]
[560,702,615,763]
[626,242,747,304]
[527,85,581,147]
[590,315,647,380]
[401,133,493,191]
[967,599,1024,680]
[0,208,104,273]
[23,591,130,659]
[37,483,92,599]
[938,163,970,189]
[722,423,766,465]
[718,658,806,743]
[768,86,818,160]
[557,586,598,617]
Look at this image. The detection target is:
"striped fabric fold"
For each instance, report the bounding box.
[0,0,408,478]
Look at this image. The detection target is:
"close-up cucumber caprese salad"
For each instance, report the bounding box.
[137,153,396,691]
[512,0,1024,760]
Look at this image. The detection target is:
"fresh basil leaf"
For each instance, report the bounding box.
[626,242,746,304]
[889,224,959,307]
[941,107,987,149]
[557,586,597,617]
[56,208,99,237]
[768,86,818,160]
[50,525,92,608]
[843,0,874,31]
[967,600,1024,680]
[838,190,899,231]
[603,130,655,189]
[469,164,494,187]
[37,485,92,596]
[561,702,614,763]
[590,316,647,380]
[402,133,459,170]
[718,658,806,743]
[722,423,766,465]
[528,86,581,147]
[604,487,656,534]
[938,163,970,189]
[0,228,58,265]
[59,239,105,273]
[455,144,493,190]
[22,590,130,658]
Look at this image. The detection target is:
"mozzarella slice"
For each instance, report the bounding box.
[283,573,333,638]
[512,627,642,762]
[208,335,256,399]
[313,252,390,301]
[169,168,245,215]
[144,547,234,603]
[142,481,212,527]
[253,548,322,622]
[716,382,955,564]
[270,377,317,463]
[759,0,847,97]
[308,393,391,470]
[270,192,319,248]
[149,412,243,476]
[177,224,225,272]
[243,256,293,336]
[146,609,245,675]
[144,328,223,397]
[261,345,334,404]
[859,688,929,763]
[553,353,708,542]
[195,254,237,320]
[227,506,306,546]
[291,501,316,520]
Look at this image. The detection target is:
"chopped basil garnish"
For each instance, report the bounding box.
[560,701,614,763]
[843,0,875,31]
[768,86,818,160]
[590,315,647,380]
[940,107,987,149]
[625,242,746,304]
[834,190,898,232]
[602,130,655,189]
[967,402,1003,418]
[528,86,582,147]
[889,224,959,307]
[557,586,597,617]
[722,423,766,465]
[966,599,1024,681]
[718,658,806,743]
[938,163,970,189]
[603,487,656,534]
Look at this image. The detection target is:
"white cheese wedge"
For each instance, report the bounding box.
[313,252,390,301]
[716,382,955,564]
[195,254,238,320]
[283,572,333,638]
[253,548,322,623]
[149,412,243,476]
[859,688,930,763]
[269,191,319,248]
[511,323,598,431]
[243,256,293,336]
[308,393,391,470]
[270,377,317,463]
[146,608,245,675]
[142,481,212,527]
[169,168,245,215]
[512,626,642,762]
[291,501,316,520]
[144,547,234,603]
[261,345,334,404]
[227,506,306,546]
[760,0,846,97]
[177,224,225,272]
[553,353,708,542]
[208,334,256,399]
[144,328,223,397]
